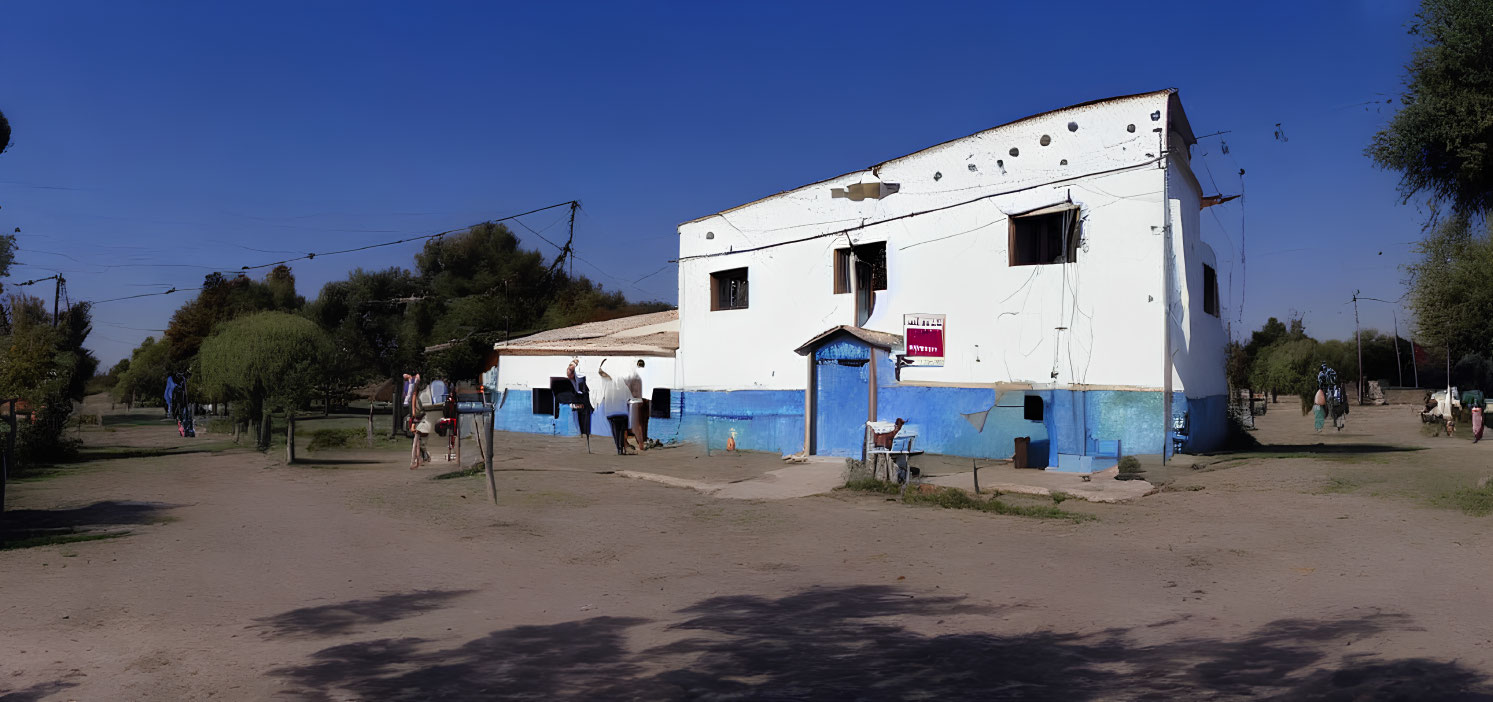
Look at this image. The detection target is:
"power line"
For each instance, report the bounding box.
[236,201,576,272]
[677,156,1164,263]
[92,288,201,304]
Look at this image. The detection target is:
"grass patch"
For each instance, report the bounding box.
[305,427,401,452]
[1435,485,1493,516]
[0,531,129,551]
[841,479,1093,522]
[1320,476,1362,494]
[432,464,485,480]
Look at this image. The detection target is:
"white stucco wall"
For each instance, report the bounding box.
[676,91,1225,396]
[492,354,678,394]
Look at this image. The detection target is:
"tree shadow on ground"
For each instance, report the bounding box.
[59,445,230,463]
[0,679,79,701]
[1,500,176,542]
[252,590,476,640]
[288,458,383,466]
[269,585,1491,701]
[1251,444,1425,455]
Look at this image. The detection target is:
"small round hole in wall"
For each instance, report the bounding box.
[1059,159,1068,165]
[967,163,977,172]
[1126,124,1136,133]
[1009,147,1020,157]
[1151,110,1161,121]
[1068,121,1078,132]
[996,159,1004,168]
[933,171,942,181]
[705,231,714,240]
[1039,135,1051,146]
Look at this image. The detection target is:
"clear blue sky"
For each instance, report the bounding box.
[0,1,1426,366]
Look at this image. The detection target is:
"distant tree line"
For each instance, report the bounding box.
[1226,317,1430,410]
[103,223,670,450]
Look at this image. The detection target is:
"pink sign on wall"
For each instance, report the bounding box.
[903,313,945,367]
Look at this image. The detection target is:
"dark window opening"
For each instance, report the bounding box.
[1202,264,1219,317]
[834,242,888,294]
[650,388,671,418]
[1009,208,1080,266]
[710,267,749,311]
[1023,395,1044,422]
[531,387,555,416]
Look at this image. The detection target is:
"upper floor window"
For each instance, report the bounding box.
[833,242,888,294]
[711,267,749,311]
[1009,207,1079,266]
[1202,264,1219,317]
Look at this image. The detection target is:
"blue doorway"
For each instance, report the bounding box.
[813,339,871,456]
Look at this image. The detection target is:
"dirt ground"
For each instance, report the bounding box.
[4,398,1493,700]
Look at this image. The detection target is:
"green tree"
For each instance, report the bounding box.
[112,336,172,407]
[1369,0,1493,217]
[165,266,304,366]
[305,267,424,383]
[198,311,331,450]
[0,296,98,460]
[1405,214,1493,356]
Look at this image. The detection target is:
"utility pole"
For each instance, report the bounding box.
[53,276,62,326]
[1391,311,1403,387]
[1156,127,1172,464]
[1411,338,1419,387]
[1353,290,1363,404]
[567,200,578,279]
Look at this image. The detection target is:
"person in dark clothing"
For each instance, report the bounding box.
[565,360,593,437]
[596,359,633,455]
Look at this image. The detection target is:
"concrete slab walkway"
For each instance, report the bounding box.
[615,457,846,500]
[923,464,1152,503]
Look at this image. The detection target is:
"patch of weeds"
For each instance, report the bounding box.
[0,531,129,551]
[433,464,485,480]
[1050,491,1071,504]
[1118,456,1143,474]
[1435,485,1493,516]
[306,428,399,452]
[843,476,898,494]
[1320,476,1361,494]
[1157,484,1205,493]
[840,478,1093,522]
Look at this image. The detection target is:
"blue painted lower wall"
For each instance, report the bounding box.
[493,388,805,456]
[491,385,1227,464]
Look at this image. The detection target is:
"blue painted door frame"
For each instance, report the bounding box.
[812,339,871,457]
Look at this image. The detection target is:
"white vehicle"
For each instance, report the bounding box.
[1424,387,1461,422]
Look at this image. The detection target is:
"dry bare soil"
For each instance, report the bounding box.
[4,399,1493,700]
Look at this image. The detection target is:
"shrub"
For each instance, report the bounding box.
[840,478,1093,521]
[1118,456,1143,474]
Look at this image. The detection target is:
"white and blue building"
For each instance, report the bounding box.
[492,89,1230,470]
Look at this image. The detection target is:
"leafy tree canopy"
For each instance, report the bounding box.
[1405,214,1493,354]
[1369,0,1493,217]
[0,296,98,460]
[165,266,304,365]
[112,336,171,405]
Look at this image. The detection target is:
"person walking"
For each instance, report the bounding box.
[1473,405,1485,443]
[595,359,633,455]
[621,359,648,451]
[565,360,593,439]
[1313,387,1327,433]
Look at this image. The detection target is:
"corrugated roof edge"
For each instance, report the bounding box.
[679,88,1182,228]
[794,325,905,356]
[494,310,679,350]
